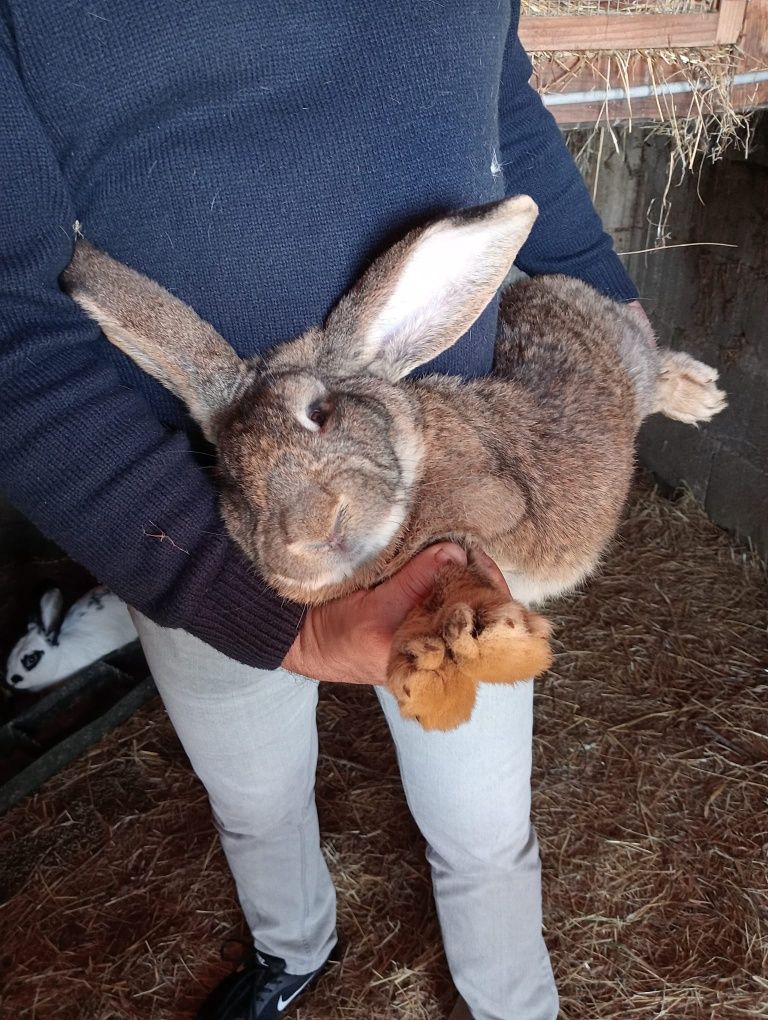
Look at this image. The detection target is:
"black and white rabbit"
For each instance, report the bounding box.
[5,586,137,693]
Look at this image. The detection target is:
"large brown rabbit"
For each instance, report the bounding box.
[61,196,726,730]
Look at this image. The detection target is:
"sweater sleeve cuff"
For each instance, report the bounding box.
[187,545,306,670]
[572,250,639,303]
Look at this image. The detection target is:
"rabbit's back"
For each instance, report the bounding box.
[494,275,656,418]
[477,276,654,596]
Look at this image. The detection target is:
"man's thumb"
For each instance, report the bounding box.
[375,543,467,616]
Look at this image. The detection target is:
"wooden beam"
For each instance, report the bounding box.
[518,12,739,52]
[716,0,748,44]
[736,0,768,71]
[522,3,767,125]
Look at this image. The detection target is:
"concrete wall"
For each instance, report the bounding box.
[583,113,768,556]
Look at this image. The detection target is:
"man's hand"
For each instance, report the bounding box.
[282,543,470,685]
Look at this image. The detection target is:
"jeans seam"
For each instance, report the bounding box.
[299,679,321,967]
[298,814,312,963]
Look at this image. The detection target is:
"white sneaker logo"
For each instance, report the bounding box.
[277,974,315,1011]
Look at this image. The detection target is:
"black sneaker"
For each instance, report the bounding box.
[197,943,337,1020]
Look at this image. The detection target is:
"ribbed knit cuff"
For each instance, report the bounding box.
[575,250,639,303]
[188,545,306,670]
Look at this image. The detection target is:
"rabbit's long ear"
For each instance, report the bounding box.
[37,589,65,644]
[324,195,538,381]
[62,240,249,439]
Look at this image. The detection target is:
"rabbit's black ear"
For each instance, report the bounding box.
[37,589,65,645]
[61,240,251,441]
[323,195,538,381]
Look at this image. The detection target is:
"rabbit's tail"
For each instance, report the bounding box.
[653,350,727,425]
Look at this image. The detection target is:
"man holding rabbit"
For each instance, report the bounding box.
[0,2,645,1018]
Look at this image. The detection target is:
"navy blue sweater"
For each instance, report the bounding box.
[0,1,637,668]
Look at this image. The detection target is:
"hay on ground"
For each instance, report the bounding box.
[0,472,765,1019]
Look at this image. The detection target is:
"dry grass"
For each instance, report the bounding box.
[522,0,764,241]
[536,45,754,236]
[0,472,766,1019]
[522,2,719,14]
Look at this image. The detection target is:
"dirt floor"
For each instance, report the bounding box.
[0,473,766,1020]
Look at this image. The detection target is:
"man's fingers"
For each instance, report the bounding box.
[391,542,467,603]
[371,542,467,626]
[467,546,511,594]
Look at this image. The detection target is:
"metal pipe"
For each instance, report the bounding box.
[541,69,768,107]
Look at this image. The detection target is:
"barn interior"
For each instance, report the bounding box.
[1,3,766,1018]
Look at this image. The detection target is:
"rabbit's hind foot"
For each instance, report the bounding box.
[655,351,727,425]
[387,570,553,731]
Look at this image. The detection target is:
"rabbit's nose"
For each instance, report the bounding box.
[324,531,347,554]
[324,502,350,550]
[283,489,348,549]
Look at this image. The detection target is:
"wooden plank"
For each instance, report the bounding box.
[519,12,722,51]
[736,0,768,70]
[521,3,768,124]
[716,0,748,44]
[532,52,665,99]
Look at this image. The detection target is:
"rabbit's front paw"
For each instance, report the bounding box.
[387,584,553,731]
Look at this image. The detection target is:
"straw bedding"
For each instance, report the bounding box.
[522,2,720,15]
[0,472,765,1019]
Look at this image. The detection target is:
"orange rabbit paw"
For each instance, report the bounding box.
[387,567,553,731]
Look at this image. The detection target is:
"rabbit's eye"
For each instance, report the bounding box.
[307,401,333,430]
[22,650,44,671]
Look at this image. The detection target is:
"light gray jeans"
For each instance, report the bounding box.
[131,611,558,1020]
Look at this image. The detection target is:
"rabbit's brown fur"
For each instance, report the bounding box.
[61,197,726,728]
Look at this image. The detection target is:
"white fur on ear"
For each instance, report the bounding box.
[73,293,174,391]
[364,195,538,380]
[39,589,65,639]
[370,220,510,341]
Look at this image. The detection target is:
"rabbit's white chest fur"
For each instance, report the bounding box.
[500,565,596,607]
